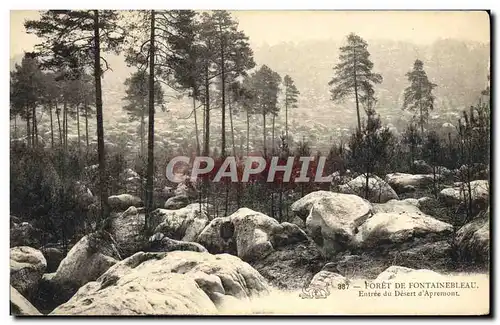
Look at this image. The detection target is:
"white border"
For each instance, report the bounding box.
[3,1,497,324]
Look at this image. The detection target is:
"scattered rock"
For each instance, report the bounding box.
[375,265,443,282]
[108,194,143,212]
[413,160,433,174]
[109,207,147,257]
[455,210,489,265]
[149,203,211,242]
[339,174,399,203]
[164,195,190,209]
[439,180,489,211]
[386,173,443,193]
[291,191,338,220]
[10,286,42,316]
[10,246,46,300]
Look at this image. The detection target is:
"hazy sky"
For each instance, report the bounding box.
[10,10,490,57]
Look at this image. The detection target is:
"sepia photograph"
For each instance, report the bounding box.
[8,8,491,316]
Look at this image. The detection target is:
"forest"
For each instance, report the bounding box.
[10,10,490,316]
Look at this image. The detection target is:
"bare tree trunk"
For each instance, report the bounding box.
[246,109,250,156]
[220,40,226,157]
[229,93,236,157]
[14,115,17,139]
[285,100,288,140]
[85,105,89,148]
[26,107,31,147]
[93,9,109,226]
[49,104,54,148]
[272,113,275,155]
[77,103,81,154]
[193,94,200,156]
[353,51,361,131]
[263,109,267,157]
[56,104,62,147]
[140,108,145,158]
[32,106,38,147]
[203,66,210,156]
[63,100,67,151]
[145,9,156,230]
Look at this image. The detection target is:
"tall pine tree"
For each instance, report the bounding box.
[328,33,382,131]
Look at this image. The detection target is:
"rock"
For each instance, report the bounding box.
[372,199,422,214]
[290,190,338,220]
[339,174,399,203]
[456,163,489,181]
[455,211,489,265]
[10,246,46,300]
[355,211,453,249]
[109,208,148,257]
[164,195,190,209]
[198,208,309,262]
[51,232,120,292]
[108,194,143,212]
[413,160,433,174]
[304,193,373,257]
[149,204,211,242]
[252,239,324,290]
[10,286,42,315]
[10,221,43,248]
[308,266,348,289]
[41,246,64,273]
[385,173,443,193]
[50,251,270,315]
[439,180,489,211]
[375,265,443,282]
[148,233,207,253]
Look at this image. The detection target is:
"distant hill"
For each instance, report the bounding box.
[10,38,490,154]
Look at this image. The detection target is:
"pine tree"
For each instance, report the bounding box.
[251,65,281,157]
[283,75,300,141]
[26,10,126,225]
[122,70,165,158]
[402,59,437,134]
[328,33,382,131]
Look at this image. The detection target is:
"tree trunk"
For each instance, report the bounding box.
[203,65,210,156]
[14,115,17,139]
[85,104,89,148]
[76,103,81,154]
[49,104,54,148]
[145,9,156,230]
[32,106,38,147]
[56,104,62,147]
[25,106,31,147]
[246,109,250,156]
[140,108,145,158]
[193,93,200,156]
[263,109,267,157]
[272,113,275,155]
[220,40,226,157]
[63,100,67,151]
[93,10,109,226]
[229,93,236,157]
[354,74,361,131]
[285,100,288,140]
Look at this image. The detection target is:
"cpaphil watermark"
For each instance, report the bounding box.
[165,155,334,183]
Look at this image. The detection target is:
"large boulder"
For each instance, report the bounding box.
[51,232,120,293]
[149,203,211,242]
[372,199,421,214]
[290,190,338,220]
[108,194,143,212]
[109,207,148,257]
[164,195,190,209]
[10,286,42,316]
[455,210,489,265]
[10,246,46,300]
[439,180,489,212]
[50,251,270,315]
[385,173,443,193]
[355,210,453,250]
[339,174,398,203]
[303,193,373,257]
[198,208,308,262]
[10,221,43,248]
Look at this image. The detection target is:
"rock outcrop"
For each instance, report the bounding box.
[10,246,46,300]
[108,194,143,212]
[10,286,42,316]
[339,174,399,203]
[51,251,270,315]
